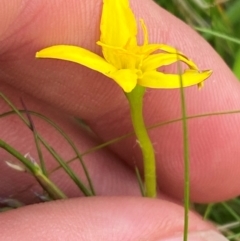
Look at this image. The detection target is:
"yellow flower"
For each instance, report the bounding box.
[36,0,212,93]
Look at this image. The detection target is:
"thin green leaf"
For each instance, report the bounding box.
[0,139,67,199]
[20,98,47,176]
[134,166,145,197]
[203,203,214,219]
[195,27,240,45]
[0,93,94,196]
[178,62,190,241]
[221,202,240,221]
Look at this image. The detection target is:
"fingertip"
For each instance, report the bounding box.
[0,197,216,241]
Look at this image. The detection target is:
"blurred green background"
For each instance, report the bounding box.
[155,0,240,79]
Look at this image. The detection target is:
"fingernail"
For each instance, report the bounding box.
[161,230,228,241]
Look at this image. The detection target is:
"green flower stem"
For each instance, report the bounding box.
[125,85,156,198]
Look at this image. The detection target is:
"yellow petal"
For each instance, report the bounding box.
[158,44,184,55]
[36,45,116,75]
[109,69,138,92]
[139,69,213,89]
[137,44,190,62]
[142,53,198,72]
[137,44,160,56]
[100,0,137,48]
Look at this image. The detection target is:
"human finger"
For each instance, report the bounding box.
[1,0,240,202]
[0,197,228,241]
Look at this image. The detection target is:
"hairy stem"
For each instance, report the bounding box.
[126,85,156,197]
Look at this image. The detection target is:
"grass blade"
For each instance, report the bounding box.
[0,93,94,196]
[20,98,47,176]
[178,61,190,241]
[0,139,67,200]
[195,27,240,45]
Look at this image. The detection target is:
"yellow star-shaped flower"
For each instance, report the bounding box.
[36,0,212,93]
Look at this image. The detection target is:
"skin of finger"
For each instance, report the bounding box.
[0,197,213,241]
[1,0,240,202]
[0,82,141,203]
